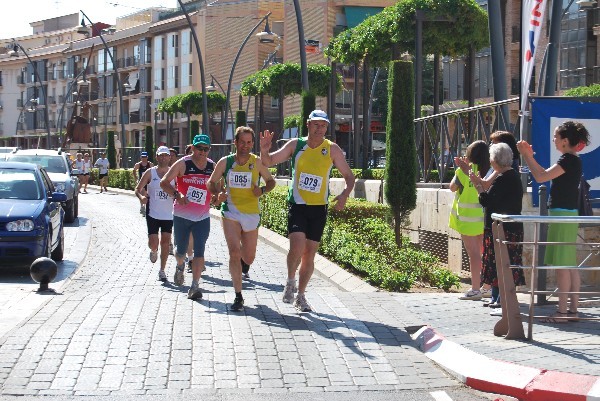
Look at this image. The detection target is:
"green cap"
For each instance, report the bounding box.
[192,134,211,146]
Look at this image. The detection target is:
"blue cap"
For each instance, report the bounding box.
[140,151,148,157]
[308,109,330,123]
[192,134,211,146]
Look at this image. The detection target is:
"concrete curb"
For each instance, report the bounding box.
[411,326,600,401]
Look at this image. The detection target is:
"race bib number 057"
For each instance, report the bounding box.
[228,171,252,189]
[186,186,208,205]
[298,172,323,193]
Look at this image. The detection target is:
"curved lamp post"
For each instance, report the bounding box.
[292,0,309,92]
[177,0,209,137]
[79,10,127,167]
[10,43,52,148]
[222,12,275,143]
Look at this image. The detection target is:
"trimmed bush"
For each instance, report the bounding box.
[259,186,460,291]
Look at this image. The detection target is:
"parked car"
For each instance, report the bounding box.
[0,147,19,160]
[0,162,67,267]
[5,149,79,223]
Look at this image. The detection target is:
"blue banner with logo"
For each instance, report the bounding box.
[530,97,600,207]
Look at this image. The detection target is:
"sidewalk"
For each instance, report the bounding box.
[0,185,597,400]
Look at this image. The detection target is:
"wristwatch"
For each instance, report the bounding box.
[173,191,180,198]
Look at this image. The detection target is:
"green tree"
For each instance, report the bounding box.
[235,110,247,129]
[240,63,341,98]
[325,0,489,65]
[300,92,316,137]
[145,126,154,163]
[385,61,417,248]
[106,130,116,169]
[283,114,301,129]
[564,83,600,97]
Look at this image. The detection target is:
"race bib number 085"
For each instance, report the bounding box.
[228,171,252,189]
[186,186,208,205]
[298,172,323,193]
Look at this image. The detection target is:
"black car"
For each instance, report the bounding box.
[0,162,67,267]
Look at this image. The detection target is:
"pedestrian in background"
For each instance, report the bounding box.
[94,151,110,193]
[449,140,489,301]
[470,143,525,313]
[208,126,275,311]
[259,110,355,313]
[517,120,590,323]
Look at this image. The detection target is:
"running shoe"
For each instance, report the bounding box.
[174,264,185,286]
[479,286,492,298]
[282,281,297,303]
[459,289,482,300]
[230,297,244,312]
[158,270,167,282]
[293,293,312,312]
[188,282,202,300]
[241,259,250,279]
[149,250,158,263]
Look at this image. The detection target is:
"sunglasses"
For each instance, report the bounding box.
[194,145,210,152]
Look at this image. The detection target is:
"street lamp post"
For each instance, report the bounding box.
[79,10,127,167]
[10,43,52,148]
[222,12,275,143]
[177,0,209,138]
[292,0,309,92]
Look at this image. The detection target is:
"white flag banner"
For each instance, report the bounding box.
[521,0,548,113]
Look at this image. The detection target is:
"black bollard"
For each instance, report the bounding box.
[30,257,58,293]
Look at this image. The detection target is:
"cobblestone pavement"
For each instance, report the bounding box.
[0,192,460,397]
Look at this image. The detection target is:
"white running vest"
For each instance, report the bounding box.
[147,168,174,221]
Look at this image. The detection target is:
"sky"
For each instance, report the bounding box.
[0,0,175,39]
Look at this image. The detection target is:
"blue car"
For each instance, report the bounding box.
[0,162,67,268]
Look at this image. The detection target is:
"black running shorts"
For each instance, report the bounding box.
[287,203,328,242]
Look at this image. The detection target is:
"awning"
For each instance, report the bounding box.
[344,6,384,28]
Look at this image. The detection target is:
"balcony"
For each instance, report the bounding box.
[48,96,56,105]
[17,76,26,85]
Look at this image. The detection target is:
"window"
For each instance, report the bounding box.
[181,31,191,55]
[154,36,164,62]
[168,34,179,58]
[335,90,352,109]
[154,68,164,90]
[271,97,279,108]
[98,49,105,73]
[167,66,179,89]
[181,63,192,87]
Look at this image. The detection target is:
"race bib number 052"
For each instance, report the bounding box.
[228,171,252,189]
[186,186,208,205]
[298,172,323,193]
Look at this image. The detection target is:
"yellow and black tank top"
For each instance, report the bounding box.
[288,138,333,205]
[221,153,261,214]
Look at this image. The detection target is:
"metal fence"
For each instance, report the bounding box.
[414,98,519,183]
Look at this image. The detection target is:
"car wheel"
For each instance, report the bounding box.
[51,227,64,262]
[64,198,76,223]
[73,195,79,218]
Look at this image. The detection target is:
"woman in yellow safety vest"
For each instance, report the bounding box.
[449,140,490,300]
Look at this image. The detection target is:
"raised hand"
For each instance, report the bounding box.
[260,130,274,152]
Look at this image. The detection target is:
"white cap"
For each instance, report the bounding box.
[156,146,170,155]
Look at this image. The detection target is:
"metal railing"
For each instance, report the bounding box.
[414,97,518,183]
[491,213,600,340]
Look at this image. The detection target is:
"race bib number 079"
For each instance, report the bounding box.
[186,186,208,205]
[298,172,323,193]
[228,171,252,189]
